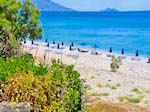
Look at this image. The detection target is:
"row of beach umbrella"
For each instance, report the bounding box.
[109,47,139,57]
[24,39,140,57]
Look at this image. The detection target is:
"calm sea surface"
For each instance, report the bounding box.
[39,11,150,57]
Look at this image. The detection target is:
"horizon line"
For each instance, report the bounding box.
[40,10,150,12]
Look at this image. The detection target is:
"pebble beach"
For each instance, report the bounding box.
[23,41,150,109]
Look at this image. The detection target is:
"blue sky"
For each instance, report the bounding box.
[52,0,150,11]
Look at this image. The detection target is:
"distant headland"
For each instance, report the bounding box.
[31,0,75,11]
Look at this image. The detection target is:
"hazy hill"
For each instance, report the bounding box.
[31,0,75,11]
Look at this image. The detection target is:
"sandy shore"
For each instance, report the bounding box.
[23,41,150,108]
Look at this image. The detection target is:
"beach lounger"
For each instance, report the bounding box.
[55,50,63,54]
[24,46,37,51]
[106,54,114,57]
[118,55,126,59]
[131,57,141,61]
[50,44,57,48]
[59,46,65,49]
[29,45,38,50]
[71,47,78,51]
[78,48,89,53]
[44,47,52,52]
[91,51,102,55]
[33,42,47,46]
[67,52,79,59]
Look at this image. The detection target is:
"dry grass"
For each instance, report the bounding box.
[96,83,103,88]
[86,99,150,112]
[88,92,110,97]
[86,100,127,112]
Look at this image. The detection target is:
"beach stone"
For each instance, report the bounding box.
[0,102,30,112]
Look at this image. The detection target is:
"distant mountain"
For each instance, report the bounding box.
[101,8,119,12]
[31,0,75,11]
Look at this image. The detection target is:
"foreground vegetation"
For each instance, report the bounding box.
[0,53,47,82]
[0,0,84,111]
[0,0,42,59]
[0,54,83,111]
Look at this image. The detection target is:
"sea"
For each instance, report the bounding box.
[39,11,150,57]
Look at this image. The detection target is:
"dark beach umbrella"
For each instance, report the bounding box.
[47,42,49,47]
[69,45,72,51]
[121,48,124,55]
[52,40,55,44]
[32,40,34,45]
[92,44,100,50]
[136,50,139,57]
[61,41,64,46]
[45,38,48,43]
[24,40,26,44]
[71,42,74,47]
[109,47,112,53]
[57,43,60,49]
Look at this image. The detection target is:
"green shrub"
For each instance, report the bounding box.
[116,83,122,87]
[108,79,111,82]
[117,96,142,104]
[127,97,141,103]
[0,59,83,111]
[110,56,122,72]
[132,88,141,94]
[0,53,47,82]
[101,93,109,96]
[106,84,117,90]
[91,76,95,79]
[117,96,127,102]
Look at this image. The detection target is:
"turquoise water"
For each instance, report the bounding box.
[39,11,150,57]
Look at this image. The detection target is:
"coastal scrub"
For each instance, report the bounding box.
[110,56,122,72]
[0,59,83,111]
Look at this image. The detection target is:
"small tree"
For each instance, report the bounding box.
[0,0,42,59]
[110,56,122,72]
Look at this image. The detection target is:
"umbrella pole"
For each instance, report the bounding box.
[35,43,39,58]
[44,50,47,65]
[51,48,55,61]
[61,49,63,64]
[22,44,24,55]
[35,41,39,58]
[29,41,33,53]
[49,50,53,66]
[74,52,79,66]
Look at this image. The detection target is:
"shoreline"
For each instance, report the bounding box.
[25,40,149,61]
